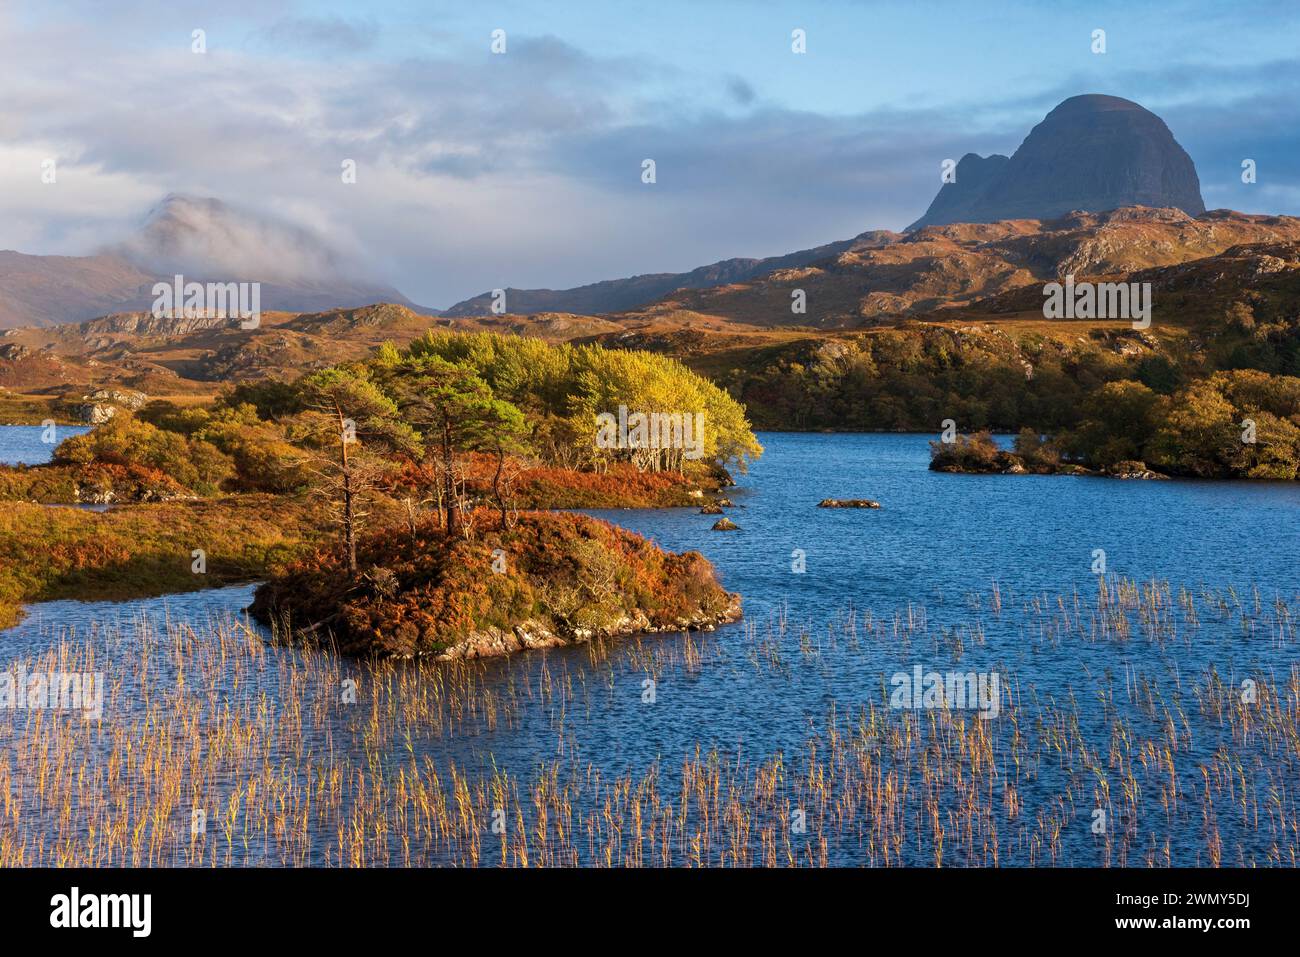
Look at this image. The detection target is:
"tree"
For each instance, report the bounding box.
[1064,380,1163,467]
[479,399,531,527]
[298,366,419,575]
[1148,379,1238,477]
[387,357,500,536]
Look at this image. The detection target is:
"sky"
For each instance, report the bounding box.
[3,0,1300,307]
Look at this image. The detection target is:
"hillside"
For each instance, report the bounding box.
[442,234,880,318]
[614,208,1300,329]
[0,304,622,395]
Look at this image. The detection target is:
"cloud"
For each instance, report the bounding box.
[1,3,1299,308]
[258,16,380,54]
[726,76,757,106]
[111,193,368,284]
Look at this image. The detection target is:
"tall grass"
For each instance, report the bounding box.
[1,575,1296,866]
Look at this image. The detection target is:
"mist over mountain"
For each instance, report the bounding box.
[112,194,355,284]
[0,195,431,329]
[908,94,1206,230]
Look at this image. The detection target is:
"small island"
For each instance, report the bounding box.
[250,511,739,658]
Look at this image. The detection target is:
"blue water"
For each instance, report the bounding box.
[587,433,1300,623]
[4,432,1299,866]
[0,423,90,465]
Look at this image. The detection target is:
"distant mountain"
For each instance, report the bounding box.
[0,303,622,393]
[0,250,156,329]
[441,234,888,317]
[614,207,1300,328]
[909,94,1206,230]
[0,194,433,329]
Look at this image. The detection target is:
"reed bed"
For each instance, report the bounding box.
[0,574,1296,866]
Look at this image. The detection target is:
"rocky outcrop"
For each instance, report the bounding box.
[817,499,881,508]
[909,95,1205,230]
[432,594,743,660]
[711,517,739,531]
[73,388,148,424]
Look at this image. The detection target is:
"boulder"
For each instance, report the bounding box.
[711,517,740,531]
[817,498,881,508]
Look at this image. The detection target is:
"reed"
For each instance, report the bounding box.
[0,574,1296,866]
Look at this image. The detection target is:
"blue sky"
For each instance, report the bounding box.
[3,0,1299,306]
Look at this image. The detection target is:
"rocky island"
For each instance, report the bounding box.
[251,511,739,658]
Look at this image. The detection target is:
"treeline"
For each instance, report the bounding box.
[715,318,1300,435]
[1064,370,1300,478]
[399,332,761,472]
[40,333,763,572]
[931,371,1300,479]
[708,318,1300,478]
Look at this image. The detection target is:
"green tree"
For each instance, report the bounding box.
[387,357,500,536]
[298,366,419,575]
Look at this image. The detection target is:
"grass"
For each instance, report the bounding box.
[0,392,76,425]
[0,495,325,628]
[0,575,1296,866]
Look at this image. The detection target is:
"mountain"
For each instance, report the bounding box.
[909,94,1206,230]
[0,194,433,329]
[0,303,624,393]
[445,95,1206,318]
[441,234,884,317]
[0,251,158,329]
[611,208,1300,329]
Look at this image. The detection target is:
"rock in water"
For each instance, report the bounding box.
[909,94,1205,229]
[818,499,881,508]
[711,517,740,531]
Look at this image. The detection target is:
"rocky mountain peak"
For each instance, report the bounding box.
[909,94,1205,230]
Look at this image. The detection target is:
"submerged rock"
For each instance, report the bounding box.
[817,498,881,508]
[700,503,724,514]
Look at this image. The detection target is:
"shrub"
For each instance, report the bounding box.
[929,431,1004,473]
